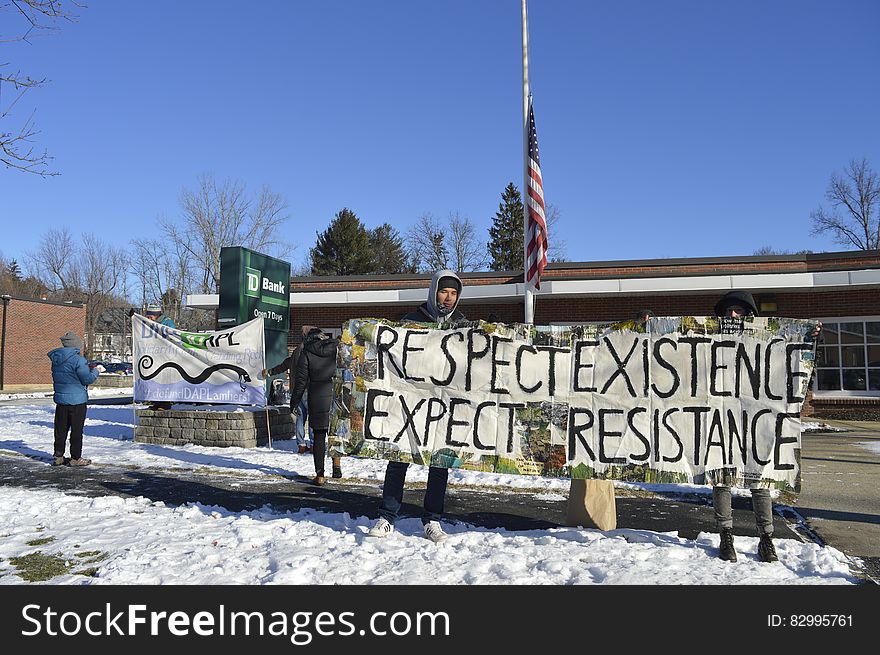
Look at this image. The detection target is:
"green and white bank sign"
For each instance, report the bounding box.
[218,247,291,396]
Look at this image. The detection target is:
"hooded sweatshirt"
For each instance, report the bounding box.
[48,347,99,405]
[402,269,465,324]
[714,290,758,317]
[288,329,339,432]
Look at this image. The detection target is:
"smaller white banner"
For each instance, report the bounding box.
[133,315,266,405]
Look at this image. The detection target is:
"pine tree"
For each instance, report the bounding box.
[370,223,415,274]
[487,183,524,271]
[6,259,22,280]
[426,231,449,271]
[310,208,375,276]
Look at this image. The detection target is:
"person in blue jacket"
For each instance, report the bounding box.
[143,304,176,409]
[48,331,100,466]
[144,303,176,328]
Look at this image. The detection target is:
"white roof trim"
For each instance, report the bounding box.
[185,268,880,310]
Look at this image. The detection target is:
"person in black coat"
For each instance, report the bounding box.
[264,327,341,485]
[367,269,466,543]
[709,290,821,563]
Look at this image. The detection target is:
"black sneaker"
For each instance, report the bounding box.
[718,528,737,562]
[758,534,778,562]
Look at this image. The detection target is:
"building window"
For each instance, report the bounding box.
[814,319,880,396]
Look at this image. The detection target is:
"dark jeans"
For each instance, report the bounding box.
[379,461,449,525]
[54,403,87,459]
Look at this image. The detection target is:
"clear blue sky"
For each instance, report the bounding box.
[2,0,879,270]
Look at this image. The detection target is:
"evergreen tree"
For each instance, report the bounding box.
[487,182,525,271]
[370,223,415,274]
[310,208,375,275]
[6,259,22,280]
[426,231,449,271]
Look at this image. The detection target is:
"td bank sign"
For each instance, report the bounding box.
[219,247,290,332]
[245,267,286,299]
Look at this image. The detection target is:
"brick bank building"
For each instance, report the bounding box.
[185,249,880,419]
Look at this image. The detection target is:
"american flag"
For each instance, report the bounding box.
[525,97,548,289]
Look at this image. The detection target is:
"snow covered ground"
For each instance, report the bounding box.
[0,394,863,585]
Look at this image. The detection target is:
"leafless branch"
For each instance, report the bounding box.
[810,158,880,251]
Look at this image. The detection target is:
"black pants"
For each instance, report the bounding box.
[312,428,327,476]
[54,403,87,459]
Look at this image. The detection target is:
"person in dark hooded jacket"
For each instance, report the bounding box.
[48,331,100,466]
[367,270,466,543]
[709,290,821,563]
[265,327,340,485]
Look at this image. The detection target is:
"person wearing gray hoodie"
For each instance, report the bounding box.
[367,270,465,543]
[47,331,100,466]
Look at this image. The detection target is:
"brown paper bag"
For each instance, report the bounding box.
[565,479,617,531]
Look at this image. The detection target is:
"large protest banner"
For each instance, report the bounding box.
[330,316,818,492]
[133,315,266,406]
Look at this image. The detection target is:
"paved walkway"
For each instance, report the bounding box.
[789,420,880,580]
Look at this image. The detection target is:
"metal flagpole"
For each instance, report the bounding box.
[522,0,534,325]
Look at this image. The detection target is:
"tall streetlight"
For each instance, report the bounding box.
[0,295,11,391]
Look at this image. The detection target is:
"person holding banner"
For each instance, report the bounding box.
[265,327,341,486]
[368,270,466,543]
[144,303,176,328]
[140,304,177,410]
[710,290,821,563]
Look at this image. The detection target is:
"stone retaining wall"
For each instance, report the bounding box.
[134,406,294,448]
[93,375,134,388]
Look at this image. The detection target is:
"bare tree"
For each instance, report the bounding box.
[26,228,127,356]
[161,174,293,294]
[75,233,127,356]
[811,158,880,251]
[447,212,488,272]
[544,203,567,263]
[1,1,81,176]
[404,211,490,273]
[25,226,77,296]
[405,213,448,272]
[752,246,813,256]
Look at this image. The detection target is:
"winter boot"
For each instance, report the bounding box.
[52,455,66,467]
[718,528,737,562]
[69,457,91,467]
[313,475,326,486]
[298,444,312,454]
[758,533,778,562]
[331,456,342,479]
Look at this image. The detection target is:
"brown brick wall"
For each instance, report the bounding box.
[1,297,87,386]
[288,251,880,292]
[287,288,879,343]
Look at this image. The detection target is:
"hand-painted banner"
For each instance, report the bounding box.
[133,315,266,405]
[330,316,818,492]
